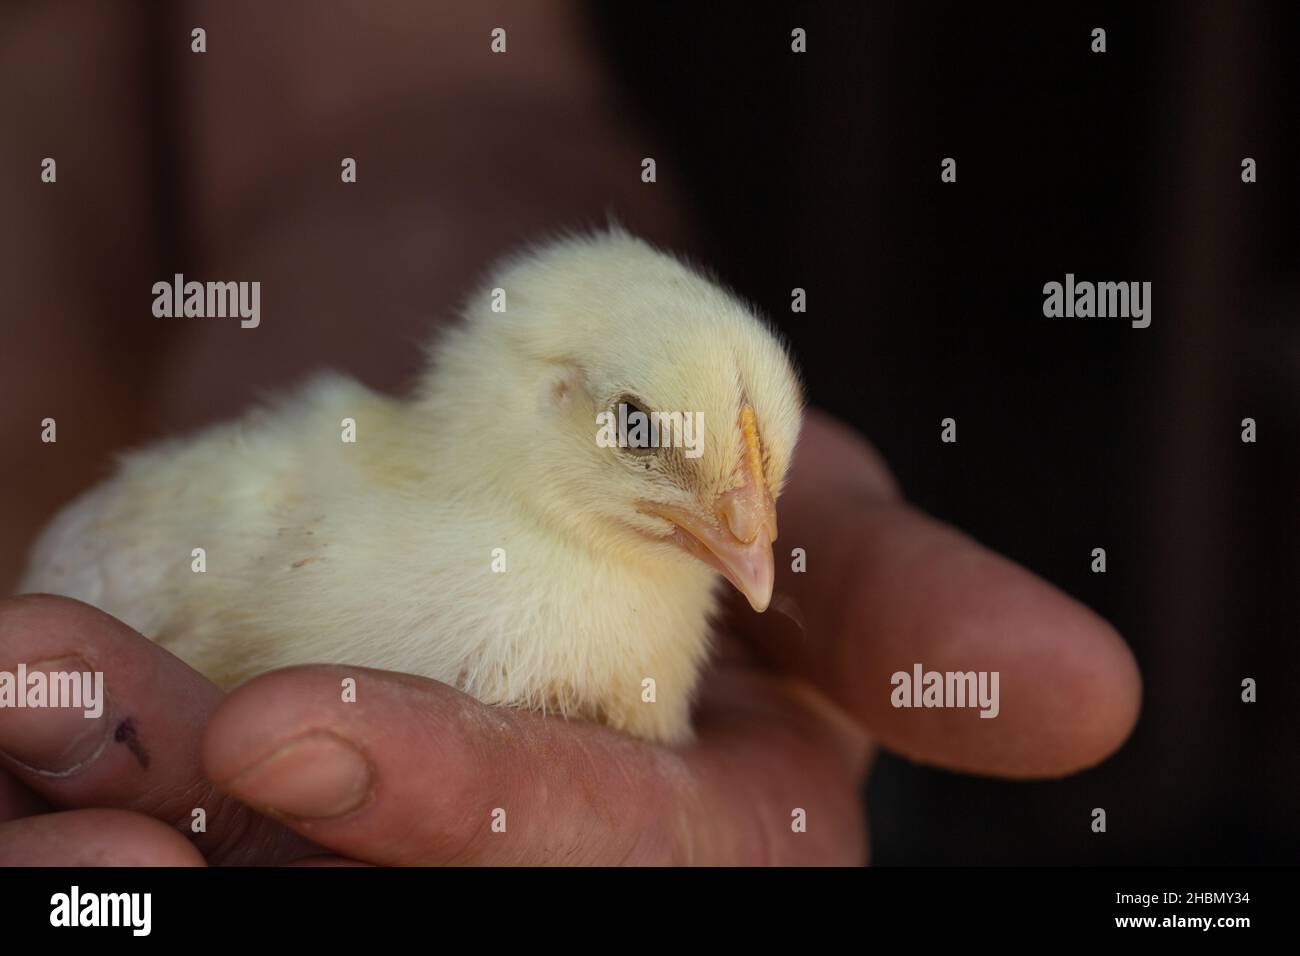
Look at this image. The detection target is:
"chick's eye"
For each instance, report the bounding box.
[614,397,656,456]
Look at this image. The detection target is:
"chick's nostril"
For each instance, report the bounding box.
[720,489,764,544]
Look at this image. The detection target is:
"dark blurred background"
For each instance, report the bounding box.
[1,1,1296,863]
[595,1,1299,863]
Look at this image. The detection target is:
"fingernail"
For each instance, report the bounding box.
[0,656,111,773]
[223,731,372,820]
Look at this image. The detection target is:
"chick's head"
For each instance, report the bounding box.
[437,230,803,612]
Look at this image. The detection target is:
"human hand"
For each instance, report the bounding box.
[0,410,1139,865]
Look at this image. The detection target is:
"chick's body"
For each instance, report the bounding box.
[21,232,802,744]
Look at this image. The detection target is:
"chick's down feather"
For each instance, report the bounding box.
[20,231,803,744]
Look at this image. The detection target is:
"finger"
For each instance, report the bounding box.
[0,809,205,866]
[203,663,871,865]
[0,594,312,863]
[0,767,48,822]
[746,409,1142,779]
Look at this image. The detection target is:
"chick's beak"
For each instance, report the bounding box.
[645,501,775,612]
[641,405,778,613]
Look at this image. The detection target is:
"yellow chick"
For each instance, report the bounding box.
[19,230,803,743]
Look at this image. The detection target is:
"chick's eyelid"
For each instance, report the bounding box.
[613,394,650,416]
